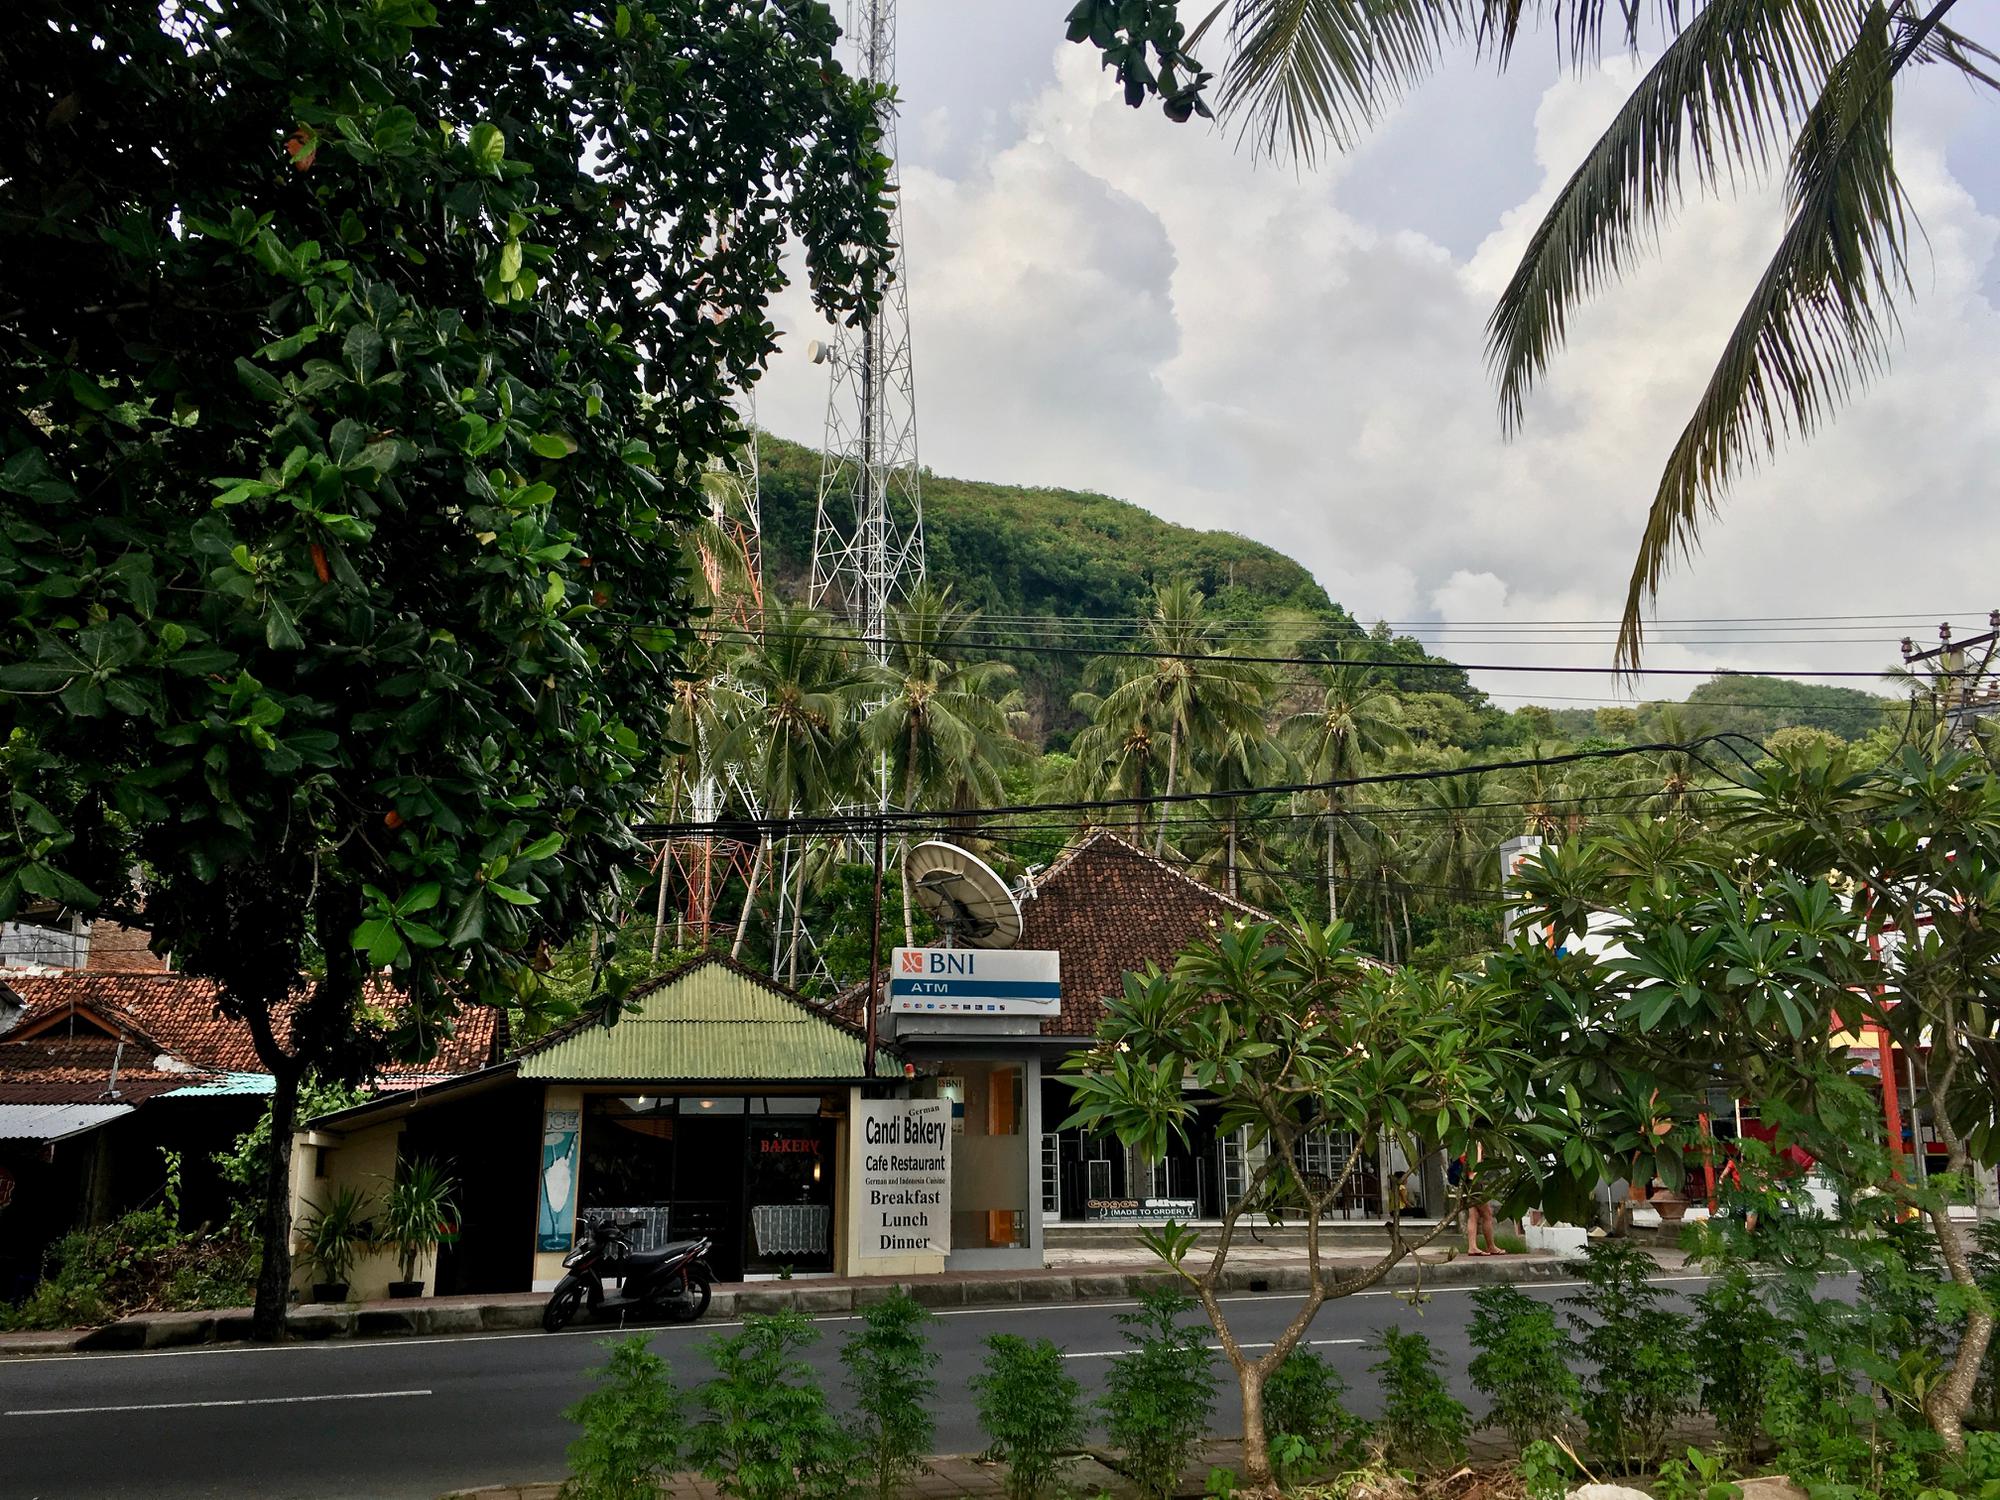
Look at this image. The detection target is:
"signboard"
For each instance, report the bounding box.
[536,1106,581,1252]
[889,947,1061,1015]
[1084,1197,1199,1222]
[857,1099,951,1258]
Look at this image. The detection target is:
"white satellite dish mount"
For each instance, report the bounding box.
[904,840,1021,950]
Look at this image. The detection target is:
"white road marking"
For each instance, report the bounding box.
[0,1275,1717,1366]
[6,1387,433,1417]
[1065,1336,1365,1360]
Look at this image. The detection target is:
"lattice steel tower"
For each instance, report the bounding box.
[809,0,924,658]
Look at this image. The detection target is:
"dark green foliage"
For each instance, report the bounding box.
[561,1336,683,1500]
[214,1076,370,1230]
[840,1288,939,1500]
[972,1333,1085,1499]
[1563,1240,1696,1470]
[1099,1286,1217,1498]
[1366,1326,1468,1470]
[1515,1438,1574,1500]
[0,0,889,1335]
[689,1310,860,1500]
[1466,1282,1580,1448]
[0,1150,256,1329]
[1690,1266,1790,1462]
[1262,1348,1360,1485]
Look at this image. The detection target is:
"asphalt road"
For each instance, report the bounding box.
[1,1273,1722,1500]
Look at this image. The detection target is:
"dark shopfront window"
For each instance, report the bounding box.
[580,1095,836,1281]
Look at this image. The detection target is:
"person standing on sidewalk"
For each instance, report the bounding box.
[1449,1151,1502,1256]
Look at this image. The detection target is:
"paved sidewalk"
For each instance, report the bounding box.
[1,1244,1674,1359]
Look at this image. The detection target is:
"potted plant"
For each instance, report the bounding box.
[381,1158,457,1298]
[299,1184,370,1303]
[1649,1184,1691,1223]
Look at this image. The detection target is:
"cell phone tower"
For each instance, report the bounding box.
[808,0,924,664]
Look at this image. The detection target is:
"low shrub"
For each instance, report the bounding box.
[1366,1326,1467,1470]
[1262,1348,1361,1485]
[840,1287,939,1499]
[689,1310,859,1500]
[1563,1239,1695,1471]
[1690,1266,1789,1462]
[561,1335,683,1500]
[1100,1286,1216,1498]
[0,1150,257,1330]
[1466,1282,1579,1448]
[972,1333,1084,1499]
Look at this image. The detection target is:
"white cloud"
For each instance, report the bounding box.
[757,37,2000,706]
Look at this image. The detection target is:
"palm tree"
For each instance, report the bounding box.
[1083,1,1996,663]
[719,601,868,969]
[655,635,752,956]
[863,586,1026,943]
[1188,707,1289,901]
[1281,658,1406,917]
[1064,686,1162,844]
[1645,705,1716,820]
[1408,761,1496,901]
[1090,579,1270,855]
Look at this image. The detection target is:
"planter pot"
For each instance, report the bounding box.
[311,1282,349,1304]
[1650,1189,1690,1223]
[386,1281,425,1299]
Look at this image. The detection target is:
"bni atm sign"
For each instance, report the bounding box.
[888,947,1061,1015]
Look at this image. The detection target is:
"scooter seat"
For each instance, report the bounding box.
[620,1239,704,1270]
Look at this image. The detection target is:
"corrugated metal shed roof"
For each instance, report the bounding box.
[0,1102,135,1142]
[161,1071,275,1098]
[518,960,870,1082]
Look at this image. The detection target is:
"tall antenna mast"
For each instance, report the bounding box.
[809,0,924,663]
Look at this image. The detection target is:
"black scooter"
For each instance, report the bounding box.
[542,1217,715,1332]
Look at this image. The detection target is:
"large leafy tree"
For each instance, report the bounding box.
[0,0,889,1336]
[1066,918,1574,1495]
[1280,657,1406,917]
[1067,0,1997,664]
[1503,735,2000,1451]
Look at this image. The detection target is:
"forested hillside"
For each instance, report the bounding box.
[754,433,1482,739]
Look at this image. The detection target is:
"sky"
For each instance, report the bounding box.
[752,3,2000,708]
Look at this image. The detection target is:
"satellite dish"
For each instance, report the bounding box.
[905,841,1022,949]
[805,339,831,365]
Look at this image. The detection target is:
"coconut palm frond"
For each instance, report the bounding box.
[1914,20,2000,91]
[1617,1,1914,669]
[1487,0,1842,430]
[1216,0,1464,163]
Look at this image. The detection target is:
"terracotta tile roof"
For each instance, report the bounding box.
[0,973,501,1090]
[0,1033,207,1106]
[1017,830,1273,1037]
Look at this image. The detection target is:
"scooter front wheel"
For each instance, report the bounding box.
[542,1278,587,1333]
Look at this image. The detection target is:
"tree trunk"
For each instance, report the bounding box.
[1325,817,1338,921]
[900,844,915,949]
[1235,1359,1278,1496]
[1925,1197,1990,1453]
[1227,812,1239,901]
[785,846,809,986]
[252,1066,301,1341]
[1400,893,1414,960]
[730,836,768,961]
[651,840,671,959]
[1156,724,1180,856]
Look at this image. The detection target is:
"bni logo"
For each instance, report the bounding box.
[900,951,924,974]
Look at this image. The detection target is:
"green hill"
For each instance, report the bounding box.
[754,433,1478,740]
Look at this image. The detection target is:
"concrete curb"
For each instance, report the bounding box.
[5,1250,1665,1359]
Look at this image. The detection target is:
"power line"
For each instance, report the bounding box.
[681,621,1923,681]
[634,735,1758,839]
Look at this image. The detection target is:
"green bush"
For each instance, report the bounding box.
[972,1333,1084,1499]
[689,1310,859,1500]
[1466,1282,1580,1448]
[1654,1446,1742,1500]
[0,1149,256,1330]
[1516,1438,1574,1500]
[1366,1326,1467,1470]
[1691,1266,1789,1462]
[561,1335,683,1500]
[1100,1286,1217,1498]
[1262,1347,1360,1486]
[840,1288,939,1499]
[1563,1239,1696,1471]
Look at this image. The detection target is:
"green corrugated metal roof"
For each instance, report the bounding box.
[517,960,870,1082]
